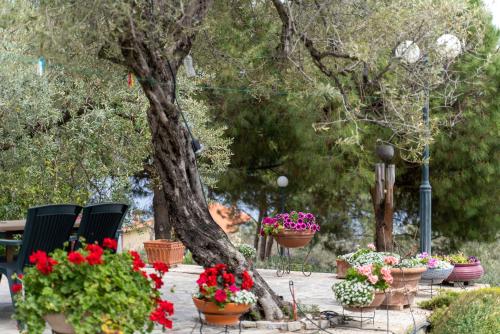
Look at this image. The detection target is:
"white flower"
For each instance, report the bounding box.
[230,290,257,305]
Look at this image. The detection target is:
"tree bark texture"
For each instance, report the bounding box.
[116,0,283,320]
[371,163,395,251]
[153,184,172,239]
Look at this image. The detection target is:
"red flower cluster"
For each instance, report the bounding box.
[68,251,86,264]
[241,271,254,290]
[85,244,104,265]
[153,261,169,274]
[149,299,174,329]
[29,250,58,275]
[129,250,145,272]
[103,238,118,251]
[149,273,163,290]
[196,264,254,305]
[12,283,23,293]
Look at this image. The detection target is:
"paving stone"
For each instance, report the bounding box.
[286,321,303,331]
[241,320,257,328]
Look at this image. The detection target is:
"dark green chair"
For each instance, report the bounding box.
[0,204,82,306]
[74,203,128,248]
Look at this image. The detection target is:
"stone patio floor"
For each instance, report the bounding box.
[0,264,486,333]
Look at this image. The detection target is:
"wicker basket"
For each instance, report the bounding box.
[143,240,185,267]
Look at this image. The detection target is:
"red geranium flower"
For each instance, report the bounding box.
[153,261,169,274]
[102,238,117,251]
[68,252,86,265]
[150,299,174,329]
[12,283,23,293]
[241,271,254,290]
[214,289,227,303]
[129,250,145,271]
[222,272,235,285]
[86,252,103,265]
[17,274,23,279]
[86,244,103,255]
[29,250,57,275]
[149,273,164,290]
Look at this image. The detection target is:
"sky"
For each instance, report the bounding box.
[484,0,500,28]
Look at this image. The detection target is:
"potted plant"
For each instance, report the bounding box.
[333,262,392,311]
[143,238,185,267]
[14,239,174,334]
[443,253,484,283]
[193,264,257,326]
[336,243,379,278]
[418,252,454,284]
[260,211,319,248]
[381,256,427,309]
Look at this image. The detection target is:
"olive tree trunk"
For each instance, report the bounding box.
[116,0,283,320]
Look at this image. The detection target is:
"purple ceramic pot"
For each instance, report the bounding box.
[446,261,484,282]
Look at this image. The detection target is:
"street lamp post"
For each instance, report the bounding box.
[396,35,461,255]
[277,176,289,256]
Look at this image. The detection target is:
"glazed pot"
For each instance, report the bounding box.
[421,266,454,284]
[143,240,185,266]
[274,230,314,248]
[336,259,351,279]
[445,262,484,282]
[344,290,386,312]
[44,314,76,334]
[192,298,251,326]
[381,267,426,309]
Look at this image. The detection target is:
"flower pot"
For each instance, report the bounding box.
[421,266,454,284]
[344,291,386,312]
[274,230,314,248]
[336,259,351,279]
[143,240,185,266]
[44,314,76,334]
[445,262,484,283]
[381,267,426,309]
[192,298,251,326]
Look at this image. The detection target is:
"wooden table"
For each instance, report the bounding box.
[0,220,26,262]
[0,219,81,262]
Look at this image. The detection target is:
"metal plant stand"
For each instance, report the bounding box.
[197,310,242,334]
[341,307,376,328]
[275,243,313,277]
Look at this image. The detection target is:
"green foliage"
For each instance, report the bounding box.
[418,291,462,310]
[429,288,500,334]
[15,247,165,334]
[237,244,256,260]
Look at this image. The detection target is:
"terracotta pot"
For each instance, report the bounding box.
[336,259,351,279]
[44,314,76,334]
[421,266,454,284]
[381,267,426,309]
[446,262,484,282]
[143,240,185,266]
[192,298,250,326]
[274,230,314,248]
[344,291,386,312]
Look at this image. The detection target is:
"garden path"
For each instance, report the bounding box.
[0,264,486,333]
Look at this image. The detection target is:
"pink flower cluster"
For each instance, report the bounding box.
[367,243,376,251]
[380,267,393,284]
[384,256,399,266]
[356,264,379,284]
[260,211,319,235]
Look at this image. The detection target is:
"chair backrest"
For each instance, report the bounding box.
[76,203,128,247]
[17,204,82,269]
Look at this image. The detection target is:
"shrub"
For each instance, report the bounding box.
[429,288,500,334]
[418,291,462,310]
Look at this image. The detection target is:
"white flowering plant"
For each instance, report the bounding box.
[394,257,427,268]
[229,290,258,305]
[350,252,401,267]
[238,244,256,260]
[332,280,375,307]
